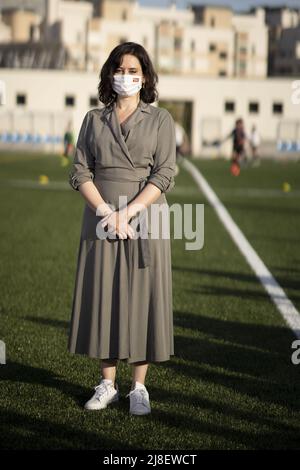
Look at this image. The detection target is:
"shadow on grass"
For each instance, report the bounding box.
[162,310,300,413]
[1,360,91,408]
[0,406,131,450]
[0,360,134,450]
[147,394,300,450]
[172,266,259,284]
[24,316,69,330]
[17,310,300,448]
[186,284,276,302]
[173,265,300,296]
[24,311,300,412]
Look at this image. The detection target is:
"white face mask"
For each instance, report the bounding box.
[112,74,143,96]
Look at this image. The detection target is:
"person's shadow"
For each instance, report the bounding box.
[0,359,134,449]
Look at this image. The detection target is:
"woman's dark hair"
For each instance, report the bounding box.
[98,42,159,107]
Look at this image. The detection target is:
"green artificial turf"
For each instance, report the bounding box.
[0,152,299,450]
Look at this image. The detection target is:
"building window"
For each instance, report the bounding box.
[65,95,75,107]
[119,37,127,44]
[89,96,98,107]
[225,101,235,113]
[16,93,26,106]
[210,17,215,27]
[219,51,227,60]
[191,40,195,51]
[279,66,292,74]
[174,37,182,49]
[219,70,227,77]
[273,102,283,115]
[249,102,259,114]
[209,43,216,52]
[122,10,127,21]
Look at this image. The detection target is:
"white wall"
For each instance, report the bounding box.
[0,69,299,157]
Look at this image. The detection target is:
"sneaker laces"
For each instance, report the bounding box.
[126,388,148,407]
[94,382,113,402]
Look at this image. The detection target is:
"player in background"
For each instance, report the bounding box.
[248,124,261,167]
[206,118,248,176]
[62,121,75,166]
[174,121,190,175]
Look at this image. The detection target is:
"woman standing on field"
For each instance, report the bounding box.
[68,42,176,416]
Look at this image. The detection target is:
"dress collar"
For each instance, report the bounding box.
[102,98,152,116]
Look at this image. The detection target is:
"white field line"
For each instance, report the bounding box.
[209,188,300,198]
[171,186,300,198]
[182,158,300,339]
[1,179,300,198]
[0,179,70,190]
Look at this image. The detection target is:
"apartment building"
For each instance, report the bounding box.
[0,8,41,42]
[0,0,269,78]
[265,7,300,77]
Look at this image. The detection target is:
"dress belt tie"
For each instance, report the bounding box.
[94,169,151,269]
[136,178,151,269]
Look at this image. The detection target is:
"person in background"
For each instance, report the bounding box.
[249,124,261,167]
[63,121,75,162]
[207,118,247,176]
[221,118,247,176]
[174,121,190,175]
[230,118,247,169]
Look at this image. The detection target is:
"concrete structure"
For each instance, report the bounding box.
[1,8,41,42]
[0,0,45,17]
[41,0,93,69]
[0,13,11,43]
[265,6,300,77]
[0,68,299,158]
[232,8,268,78]
[86,1,268,78]
[273,26,300,77]
[0,0,269,77]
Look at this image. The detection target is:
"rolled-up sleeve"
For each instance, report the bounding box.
[147,109,176,193]
[68,111,95,191]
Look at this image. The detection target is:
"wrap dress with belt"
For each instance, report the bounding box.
[67,98,176,363]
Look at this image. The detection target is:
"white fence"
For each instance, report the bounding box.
[0,110,74,153]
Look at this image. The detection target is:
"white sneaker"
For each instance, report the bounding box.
[126,382,151,415]
[84,379,119,410]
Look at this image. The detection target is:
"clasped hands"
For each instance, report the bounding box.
[98,204,135,240]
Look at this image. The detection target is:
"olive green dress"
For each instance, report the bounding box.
[67,98,176,363]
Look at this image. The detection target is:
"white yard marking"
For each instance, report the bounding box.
[182,158,300,339]
[0,179,70,190]
[171,186,300,198]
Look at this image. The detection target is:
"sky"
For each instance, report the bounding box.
[138,0,300,12]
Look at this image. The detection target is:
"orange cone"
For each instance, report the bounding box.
[230,162,240,176]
